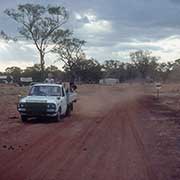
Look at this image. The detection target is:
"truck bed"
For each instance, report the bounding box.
[67,91,77,104]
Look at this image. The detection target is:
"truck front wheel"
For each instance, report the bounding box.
[21,115,28,122]
[54,108,62,122]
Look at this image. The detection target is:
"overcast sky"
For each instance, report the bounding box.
[0,0,180,71]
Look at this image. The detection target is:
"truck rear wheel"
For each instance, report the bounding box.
[70,103,73,111]
[66,103,73,117]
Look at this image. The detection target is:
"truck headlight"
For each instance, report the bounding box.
[47,103,56,109]
[18,103,26,108]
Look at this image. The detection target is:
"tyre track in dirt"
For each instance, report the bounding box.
[0,109,113,180]
[51,106,119,180]
[127,103,158,180]
[0,91,158,180]
[27,106,117,180]
[31,99,157,180]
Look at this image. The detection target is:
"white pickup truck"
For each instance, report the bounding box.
[17,83,77,122]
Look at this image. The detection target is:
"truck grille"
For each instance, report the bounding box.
[25,103,47,113]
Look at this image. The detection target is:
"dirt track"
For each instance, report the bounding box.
[0,84,179,180]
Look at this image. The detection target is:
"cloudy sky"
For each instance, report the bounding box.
[0,0,180,71]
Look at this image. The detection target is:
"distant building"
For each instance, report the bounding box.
[99,78,119,85]
[0,75,13,84]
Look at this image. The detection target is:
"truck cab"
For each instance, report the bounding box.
[17,83,77,122]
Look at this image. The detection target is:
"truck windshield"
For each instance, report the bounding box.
[29,86,61,96]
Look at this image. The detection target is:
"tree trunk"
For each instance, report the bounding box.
[40,51,45,81]
[69,66,76,83]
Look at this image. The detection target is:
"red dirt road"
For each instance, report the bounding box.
[0,85,177,180]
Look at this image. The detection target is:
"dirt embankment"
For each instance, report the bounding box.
[0,84,179,180]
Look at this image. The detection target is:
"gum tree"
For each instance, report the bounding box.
[52,37,86,81]
[4,4,70,79]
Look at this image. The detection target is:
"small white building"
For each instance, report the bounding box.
[20,77,33,83]
[99,78,119,85]
[20,77,33,86]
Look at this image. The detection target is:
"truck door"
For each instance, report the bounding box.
[61,87,67,114]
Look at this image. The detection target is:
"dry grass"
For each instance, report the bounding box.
[0,84,28,96]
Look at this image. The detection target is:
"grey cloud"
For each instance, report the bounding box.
[0,0,180,65]
[0,41,37,63]
[115,44,163,52]
[2,0,180,41]
[170,0,180,3]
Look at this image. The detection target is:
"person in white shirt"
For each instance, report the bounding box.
[45,73,55,83]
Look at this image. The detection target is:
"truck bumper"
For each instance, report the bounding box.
[18,109,57,118]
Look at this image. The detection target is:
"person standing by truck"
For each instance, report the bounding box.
[69,81,77,92]
[45,73,55,83]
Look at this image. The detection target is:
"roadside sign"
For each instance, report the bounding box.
[155,83,161,90]
[155,83,162,99]
[20,77,33,82]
